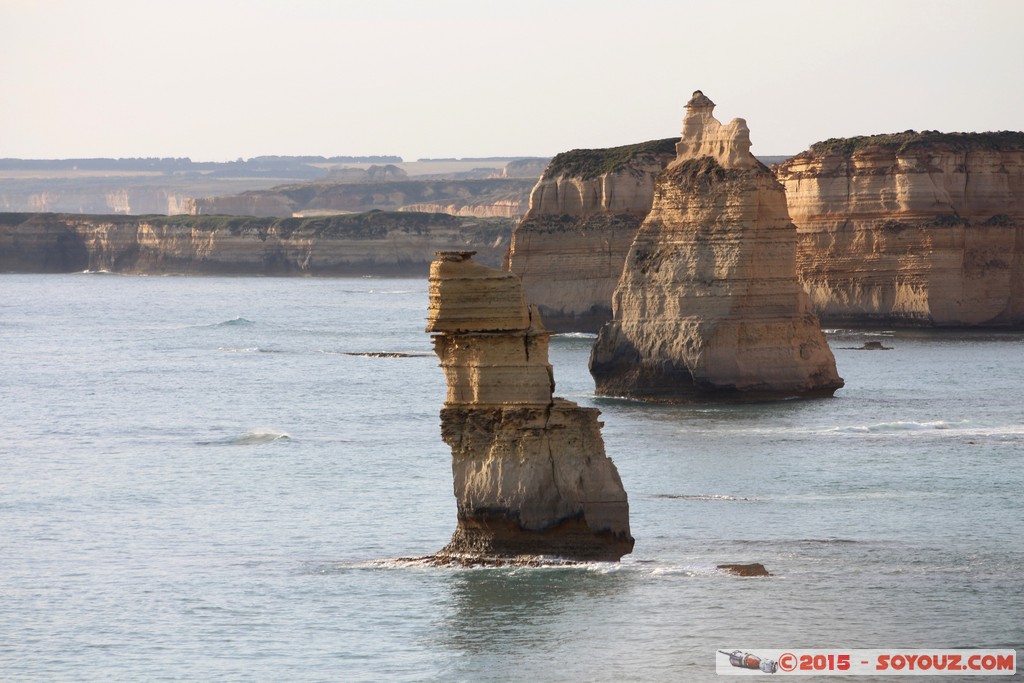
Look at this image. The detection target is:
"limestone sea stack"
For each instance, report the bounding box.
[506,139,678,332]
[590,91,843,401]
[775,131,1024,326]
[427,251,633,562]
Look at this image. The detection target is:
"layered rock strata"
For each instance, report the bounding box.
[506,139,678,331]
[191,178,535,219]
[590,91,843,401]
[0,212,513,274]
[776,131,1024,326]
[427,251,633,562]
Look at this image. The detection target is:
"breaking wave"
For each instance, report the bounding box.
[199,429,292,446]
[833,420,968,433]
[215,317,255,327]
[318,558,741,578]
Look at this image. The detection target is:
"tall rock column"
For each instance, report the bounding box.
[427,251,633,562]
[590,91,843,400]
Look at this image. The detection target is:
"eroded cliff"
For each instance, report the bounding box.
[590,91,843,401]
[427,251,632,563]
[0,212,514,274]
[191,178,535,220]
[505,139,678,331]
[776,131,1024,326]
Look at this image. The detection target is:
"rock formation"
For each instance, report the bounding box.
[775,131,1024,326]
[190,178,535,219]
[590,91,843,401]
[427,251,633,562]
[506,139,678,331]
[0,212,514,274]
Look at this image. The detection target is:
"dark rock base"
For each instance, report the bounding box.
[437,513,635,563]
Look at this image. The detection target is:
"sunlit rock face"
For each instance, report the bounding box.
[0,212,513,274]
[775,131,1024,326]
[506,139,678,332]
[427,251,633,562]
[590,91,843,401]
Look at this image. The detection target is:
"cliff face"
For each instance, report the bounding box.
[776,132,1024,326]
[191,178,536,219]
[590,92,842,401]
[0,212,514,275]
[0,186,201,216]
[427,251,632,563]
[397,199,524,219]
[506,139,678,331]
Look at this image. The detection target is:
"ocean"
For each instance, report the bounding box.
[1,274,1021,681]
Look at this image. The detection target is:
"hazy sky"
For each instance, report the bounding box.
[2,0,1022,161]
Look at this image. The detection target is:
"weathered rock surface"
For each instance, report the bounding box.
[776,131,1024,326]
[506,139,679,331]
[0,212,514,274]
[590,91,843,401]
[191,178,535,219]
[397,198,524,219]
[717,563,770,577]
[427,251,633,562]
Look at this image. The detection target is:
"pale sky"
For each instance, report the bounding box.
[2,0,1022,161]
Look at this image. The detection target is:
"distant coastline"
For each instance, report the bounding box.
[0,211,514,276]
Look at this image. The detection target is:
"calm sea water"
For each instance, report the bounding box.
[1,274,1021,681]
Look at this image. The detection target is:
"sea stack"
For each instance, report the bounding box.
[590,91,844,401]
[427,251,633,562]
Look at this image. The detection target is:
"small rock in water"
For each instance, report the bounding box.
[717,562,770,577]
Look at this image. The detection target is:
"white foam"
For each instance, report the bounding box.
[205,429,292,446]
[832,419,968,433]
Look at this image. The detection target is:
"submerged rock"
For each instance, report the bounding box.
[590,91,844,401]
[717,563,771,577]
[427,251,633,563]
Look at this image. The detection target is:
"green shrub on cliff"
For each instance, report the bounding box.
[810,130,1024,156]
[546,138,678,180]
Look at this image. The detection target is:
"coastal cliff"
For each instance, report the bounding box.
[590,91,843,401]
[191,178,535,219]
[427,251,632,563]
[775,131,1024,326]
[506,139,678,331]
[0,212,514,275]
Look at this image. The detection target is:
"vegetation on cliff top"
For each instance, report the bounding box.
[545,138,678,180]
[809,130,1024,156]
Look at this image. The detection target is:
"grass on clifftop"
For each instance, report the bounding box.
[809,130,1024,156]
[545,138,678,180]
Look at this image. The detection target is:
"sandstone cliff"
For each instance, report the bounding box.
[506,139,678,331]
[0,212,514,275]
[775,131,1024,326]
[590,91,843,401]
[191,178,535,219]
[427,251,632,562]
[397,199,524,219]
